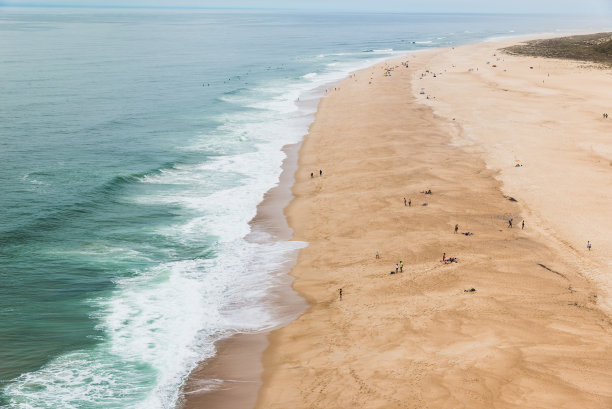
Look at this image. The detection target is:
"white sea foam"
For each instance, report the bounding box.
[3,48,396,409]
[4,237,305,409]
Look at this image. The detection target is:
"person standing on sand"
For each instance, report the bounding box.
[454,224,458,234]
[442,253,446,262]
[395,264,399,274]
[399,261,403,272]
[319,169,322,176]
[508,218,513,228]
[522,220,525,230]
[404,197,407,206]
[338,288,342,300]
[310,172,313,178]
[408,199,411,207]
[376,251,380,259]
[587,241,591,251]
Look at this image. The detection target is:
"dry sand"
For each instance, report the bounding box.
[254,40,612,409]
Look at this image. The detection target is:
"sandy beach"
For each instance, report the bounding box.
[254,38,612,408]
[413,39,612,312]
[182,35,612,409]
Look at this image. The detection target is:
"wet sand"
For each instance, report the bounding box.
[181,333,267,409]
[255,41,612,408]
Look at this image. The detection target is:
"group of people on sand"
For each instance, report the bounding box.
[374,252,406,275]
[442,253,457,264]
[454,223,473,236]
[603,113,608,119]
[507,218,525,229]
[357,186,595,302]
[310,169,323,178]
[365,186,595,300]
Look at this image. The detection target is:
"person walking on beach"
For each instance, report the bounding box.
[395,263,399,274]
[587,241,591,251]
[508,218,513,228]
[404,197,407,206]
[399,261,403,273]
[408,199,411,207]
[454,224,459,234]
[319,169,323,176]
[522,220,525,230]
[338,288,343,300]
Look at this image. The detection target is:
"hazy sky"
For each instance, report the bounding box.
[1,0,611,13]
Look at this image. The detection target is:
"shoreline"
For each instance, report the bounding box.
[178,72,381,409]
[180,142,308,409]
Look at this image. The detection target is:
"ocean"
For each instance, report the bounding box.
[0,8,609,408]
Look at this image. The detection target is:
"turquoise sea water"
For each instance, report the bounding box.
[0,8,610,408]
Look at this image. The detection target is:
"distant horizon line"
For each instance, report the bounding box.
[0,3,266,9]
[1,3,611,15]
